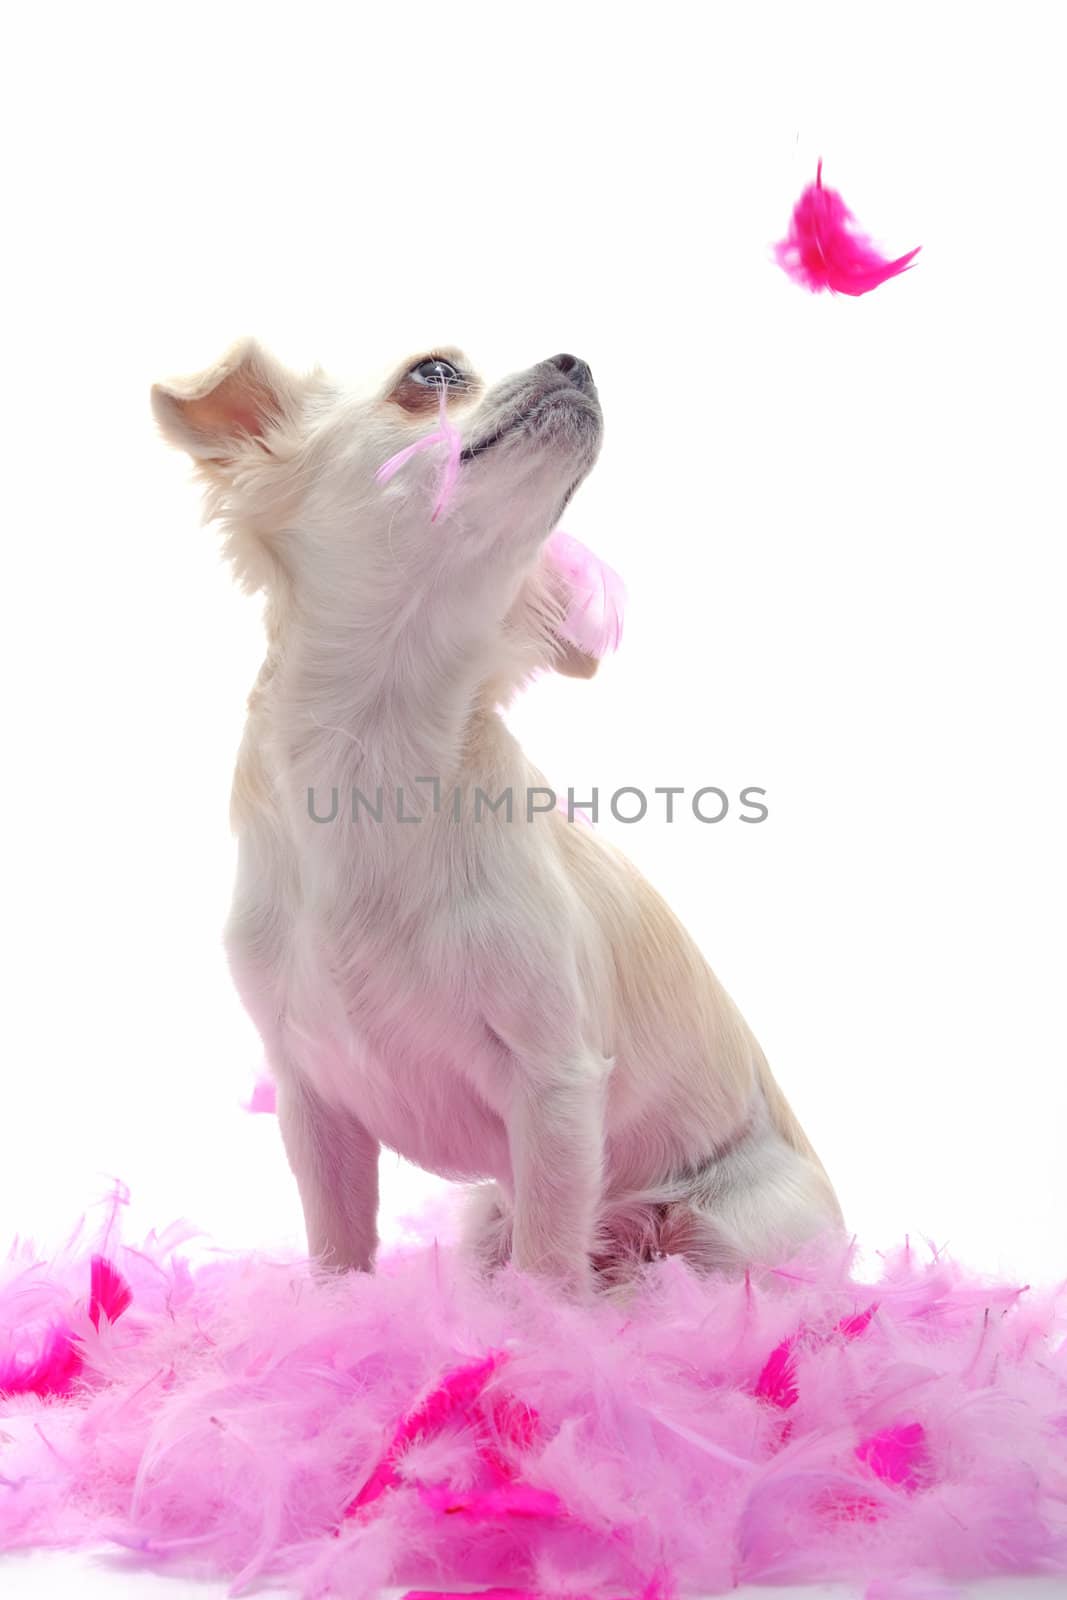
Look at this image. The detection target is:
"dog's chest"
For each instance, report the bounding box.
[234,759,521,1181]
[285,934,511,1183]
[347,1043,510,1182]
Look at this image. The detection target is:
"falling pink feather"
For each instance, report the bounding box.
[776,160,920,296]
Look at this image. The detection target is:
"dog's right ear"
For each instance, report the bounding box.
[151,338,306,463]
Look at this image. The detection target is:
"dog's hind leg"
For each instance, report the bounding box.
[663,1113,843,1275]
[596,1094,842,1281]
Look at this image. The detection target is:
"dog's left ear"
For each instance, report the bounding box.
[151,338,308,463]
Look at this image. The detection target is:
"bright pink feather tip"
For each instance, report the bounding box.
[754,1334,799,1409]
[776,160,920,296]
[348,1351,505,1512]
[89,1254,133,1330]
[403,1592,542,1600]
[419,1482,565,1519]
[403,1582,662,1600]
[546,529,626,657]
[0,1255,132,1397]
[0,1326,83,1398]
[856,1422,929,1491]
[755,1300,877,1409]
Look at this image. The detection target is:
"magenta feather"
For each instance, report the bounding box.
[776,161,920,296]
[0,1323,83,1399]
[347,1351,505,1512]
[0,1249,132,1398]
[856,1422,930,1491]
[88,1254,133,1330]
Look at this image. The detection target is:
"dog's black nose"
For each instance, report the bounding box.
[548,352,595,393]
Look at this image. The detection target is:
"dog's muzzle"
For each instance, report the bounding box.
[460,353,600,461]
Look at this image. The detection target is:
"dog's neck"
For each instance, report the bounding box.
[268,565,524,807]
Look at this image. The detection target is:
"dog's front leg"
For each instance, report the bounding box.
[276,1071,380,1273]
[506,1051,607,1294]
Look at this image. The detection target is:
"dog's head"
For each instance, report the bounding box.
[152,341,605,690]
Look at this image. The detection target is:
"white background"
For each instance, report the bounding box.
[1,2,1064,1594]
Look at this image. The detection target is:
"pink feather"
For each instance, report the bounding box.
[403,1593,552,1600]
[545,529,626,658]
[0,1250,132,1397]
[88,1254,132,1330]
[347,1351,505,1512]
[402,1583,669,1600]
[753,1332,799,1409]
[776,161,920,296]
[376,381,463,523]
[242,1073,277,1114]
[419,1482,565,1519]
[0,1323,83,1399]
[856,1422,930,1491]
[754,1299,878,1409]
[2,1200,1066,1596]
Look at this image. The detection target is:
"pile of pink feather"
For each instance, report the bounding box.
[2,1189,1065,1599]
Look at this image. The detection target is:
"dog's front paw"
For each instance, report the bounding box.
[509,1236,596,1301]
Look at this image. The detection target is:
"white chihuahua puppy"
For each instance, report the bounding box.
[153,340,841,1292]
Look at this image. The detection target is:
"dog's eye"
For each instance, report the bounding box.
[409,357,462,387]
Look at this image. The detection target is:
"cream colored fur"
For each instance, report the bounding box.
[152,338,842,1293]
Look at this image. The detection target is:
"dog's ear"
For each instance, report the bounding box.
[151,338,306,462]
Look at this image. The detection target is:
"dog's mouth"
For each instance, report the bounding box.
[459,415,522,462]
